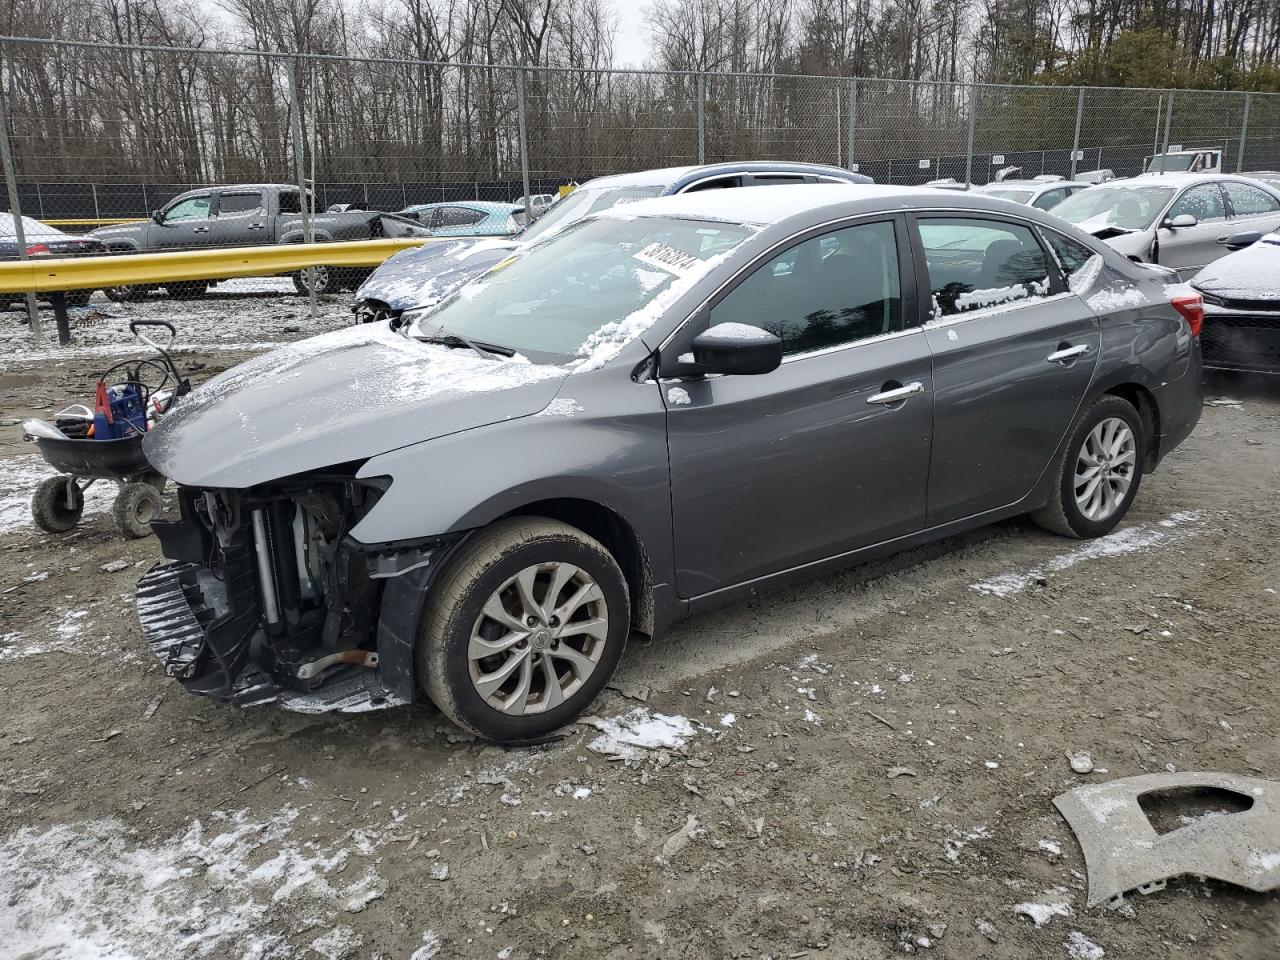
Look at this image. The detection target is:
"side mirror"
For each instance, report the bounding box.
[1164,213,1197,229]
[1225,229,1262,251]
[690,323,782,376]
[150,209,164,223]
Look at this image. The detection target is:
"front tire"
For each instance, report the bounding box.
[421,518,630,742]
[1032,395,1145,539]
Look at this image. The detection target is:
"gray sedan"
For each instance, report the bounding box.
[137,186,1203,742]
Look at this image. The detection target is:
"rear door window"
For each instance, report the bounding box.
[1032,188,1067,210]
[748,174,809,187]
[709,220,903,356]
[1043,232,1099,285]
[1223,182,1280,217]
[916,217,1053,319]
[217,192,263,217]
[683,176,743,192]
[440,206,487,227]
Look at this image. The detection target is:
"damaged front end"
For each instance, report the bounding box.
[136,471,448,713]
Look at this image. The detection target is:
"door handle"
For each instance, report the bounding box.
[867,381,924,405]
[193,226,210,233]
[1216,235,1231,244]
[248,223,266,230]
[1047,344,1090,364]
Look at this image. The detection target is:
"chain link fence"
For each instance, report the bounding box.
[3,36,1278,229]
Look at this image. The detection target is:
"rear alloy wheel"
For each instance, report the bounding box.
[292,266,335,297]
[421,518,630,742]
[1032,395,1145,539]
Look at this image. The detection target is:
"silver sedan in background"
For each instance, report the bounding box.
[1049,173,1280,278]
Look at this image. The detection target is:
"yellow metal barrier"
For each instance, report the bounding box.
[0,237,434,295]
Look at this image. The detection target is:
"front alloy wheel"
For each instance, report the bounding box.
[422,518,630,742]
[469,562,609,715]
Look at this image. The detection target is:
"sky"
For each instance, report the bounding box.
[611,1,653,67]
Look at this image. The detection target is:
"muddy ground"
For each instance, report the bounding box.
[1,289,1278,960]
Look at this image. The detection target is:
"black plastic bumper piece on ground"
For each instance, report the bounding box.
[136,561,410,714]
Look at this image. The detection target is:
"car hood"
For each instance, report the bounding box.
[143,323,568,489]
[1192,240,1280,302]
[88,221,148,243]
[355,237,521,311]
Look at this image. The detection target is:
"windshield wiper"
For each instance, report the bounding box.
[418,332,515,359]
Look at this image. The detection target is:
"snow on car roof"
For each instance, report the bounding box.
[590,183,943,227]
[1121,172,1256,188]
[581,161,865,190]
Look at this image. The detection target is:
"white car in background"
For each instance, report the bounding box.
[974,177,1092,211]
[1048,173,1280,278]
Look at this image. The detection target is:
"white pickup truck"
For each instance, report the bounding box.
[1145,148,1223,174]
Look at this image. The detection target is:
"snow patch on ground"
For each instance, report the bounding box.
[1,283,347,370]
[582,708,695,760]
[970,512,1205,597]
[0,804,388,959]
[1065,930,1106,959]
[1012,888,1073,927]
[0,455,116,535]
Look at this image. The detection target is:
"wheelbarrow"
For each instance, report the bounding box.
[23,320,191,539]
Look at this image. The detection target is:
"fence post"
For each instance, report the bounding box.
[1236,92,1252,172]
[1156,93,1174,174]
[846,78,858,173]
[285,57,317,320]
[0,64,42,340]
[515,67,533,222]
[963,83,977,188]
[92,182,100,220]
[697,74,706,165]
[1070,88,1085,180]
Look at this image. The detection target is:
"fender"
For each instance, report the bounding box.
[277,228,336,245]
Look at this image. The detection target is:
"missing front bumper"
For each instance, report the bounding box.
[136,560,410,714]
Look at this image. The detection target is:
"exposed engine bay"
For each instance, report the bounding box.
[137,472,439,713]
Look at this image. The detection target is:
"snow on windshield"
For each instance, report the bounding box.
[0,215,61,239]
[1053,186,1174,230]
[407,216,756,368]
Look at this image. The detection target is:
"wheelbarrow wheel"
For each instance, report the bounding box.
[32,476,85,533]
[113,482,162,539]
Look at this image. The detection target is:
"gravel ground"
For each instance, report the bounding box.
[1,289,1278,960]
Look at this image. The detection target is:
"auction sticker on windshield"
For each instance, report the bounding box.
[633,242,701,276]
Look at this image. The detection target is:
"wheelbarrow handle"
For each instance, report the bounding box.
[129,319,176,351]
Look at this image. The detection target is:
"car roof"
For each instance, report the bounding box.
[1119,172,1245,188]
[592,183,1063,230]
[579,162,871,191]
[977,180,1086,190]
[406,200,520,213]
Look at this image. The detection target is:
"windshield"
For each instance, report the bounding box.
[1147,154,1195,172]
[980,188,1034,203]
[518,184,665,243]
[407,214,753,366]
[1052,186,1176,230]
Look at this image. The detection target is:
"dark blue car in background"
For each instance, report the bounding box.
[353,162,873,323]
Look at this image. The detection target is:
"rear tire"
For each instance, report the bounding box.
[32,476,84,533]
[292,266,335,297]
[1031,395,1145,539]
[104,285,148,302]
[112,482,162,539]
[421,518,630,742]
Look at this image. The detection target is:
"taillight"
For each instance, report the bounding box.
[1170,291,1204,337]
[25,242,51,257]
